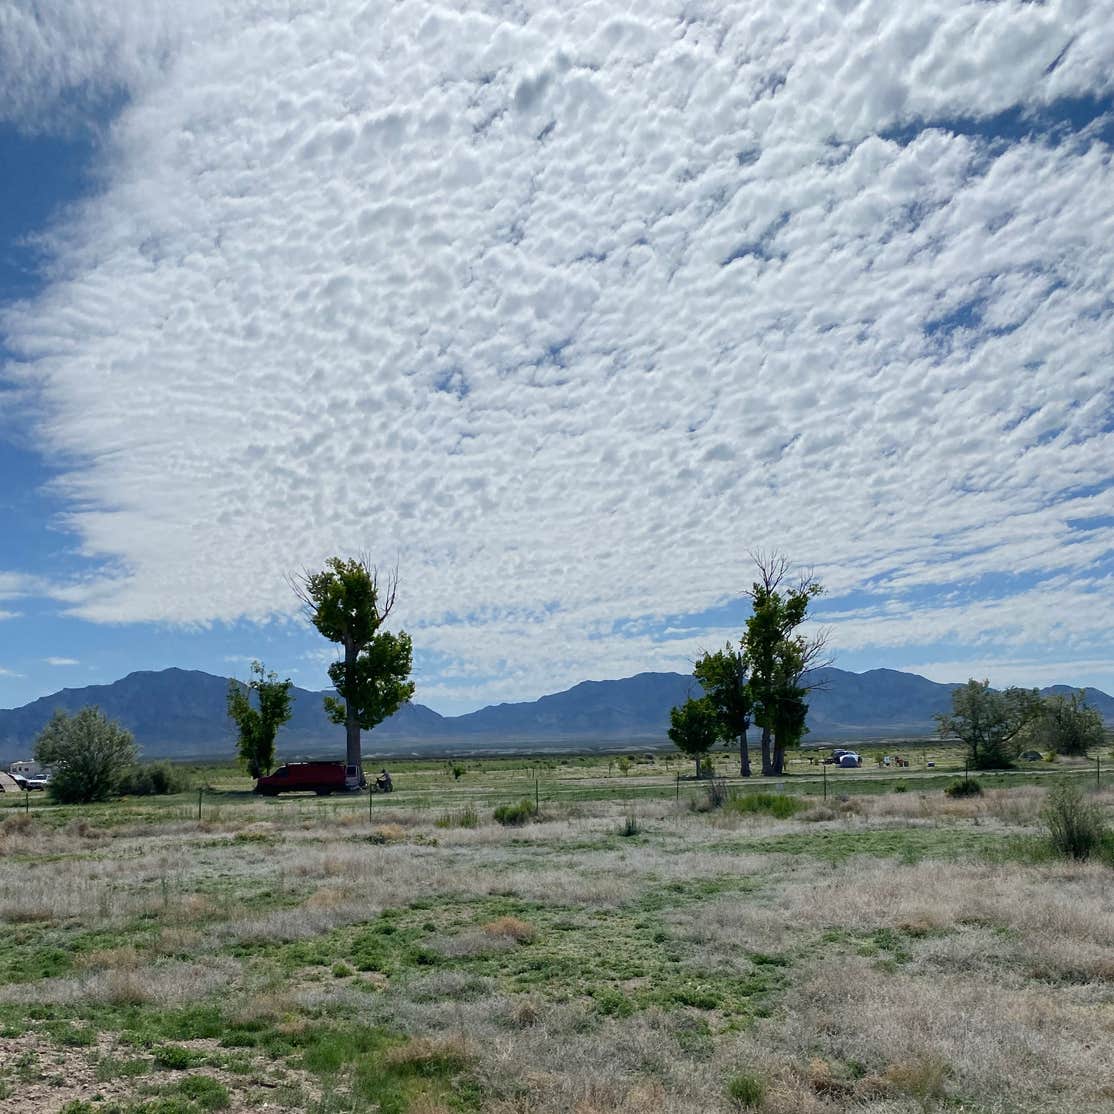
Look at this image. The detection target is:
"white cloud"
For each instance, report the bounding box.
[3,1,1113,707]
[44,657,79,666]
[0,667,23,678]
[901,658,1114,695]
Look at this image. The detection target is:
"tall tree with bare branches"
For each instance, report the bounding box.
[742,553,828,776]
[292,558,414,782]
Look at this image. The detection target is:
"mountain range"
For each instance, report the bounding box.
[0,666,1111,761]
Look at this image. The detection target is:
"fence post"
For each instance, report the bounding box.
[823,763,827,800]
[197,787,203,821]
[535,778,540,811]
[675,773,679,802]
[1097,754,1101,791]
[368,786,374,821]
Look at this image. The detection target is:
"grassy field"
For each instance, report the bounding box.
[2,753,1113,1113]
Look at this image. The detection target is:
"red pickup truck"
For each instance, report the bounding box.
[254,762,361,796]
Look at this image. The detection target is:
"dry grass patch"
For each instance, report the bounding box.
[483,915,536,942]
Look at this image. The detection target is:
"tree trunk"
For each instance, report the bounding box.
[760,723,773,776]
[344,639,362,780]
[739,728,751,777]
[771,736,785,776]
[695,755,701,780]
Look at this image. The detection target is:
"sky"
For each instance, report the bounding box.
[1,0,1113,716]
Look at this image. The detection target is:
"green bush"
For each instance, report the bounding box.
[153,1044,198,1070]
[1043,782,1107,861]
[945,778,983,798]
[493,799,537,827]
[175,1074,231,1110]
[726,792,804,819]
[119,762,192,796]
[726,1071,766,1108]
[35,707,137,803]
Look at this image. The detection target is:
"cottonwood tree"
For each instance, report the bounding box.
[227,661,293,779]
[694,643,754,777]
[742,553,827,776]
[668,696,720,779]
[936,679,1042,769]
[34,707,137,803]
[1024,690,1106,758]
[293,557,414,781]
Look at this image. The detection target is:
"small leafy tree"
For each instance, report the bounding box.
[1025,691,1106,757]
[33,707,138,803]
[292,557,415,780]
[936,679,1042,769]
[694,643,754,777]
[227,661,293,779]
[668,697,720,779]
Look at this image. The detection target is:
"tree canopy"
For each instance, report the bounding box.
[293,557,414,779]
[667,696,720,778]
[34,707,137,803]
[227,661,293,779]
[742,553,826,776]
[936,679,1042,769]
[693,643,753,777]
[1023,690,1106,758]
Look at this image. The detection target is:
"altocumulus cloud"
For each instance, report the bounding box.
[2,0,1114,705]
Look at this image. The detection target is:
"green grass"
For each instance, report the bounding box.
[713,826,1016,863]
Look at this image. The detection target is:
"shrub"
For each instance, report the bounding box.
[945,778,983,798]
[35,707,137,803]
[175,1074,231,1110]
[893,781,909,793]
[727,792,804,819]
[618,814,641,837]
[153,1044,198,1070]
[493,799,537,826]
[119,762,192,796]
[727,1071,766,1108]
[705,777,729,810]
[1043,782,1107,861]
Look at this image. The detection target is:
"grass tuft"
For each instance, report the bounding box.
[726,1070,766,1108]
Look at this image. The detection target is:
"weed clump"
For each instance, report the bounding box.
[493,799,537,826]
[435,804,479,829]
[1043,781,1107,861]
[174,1074,231,1110]
[727,792,805,819]
[618,814,641,837]
[153,1044,199,1070]
[945,778,983,798]
[726,1071,766,1108]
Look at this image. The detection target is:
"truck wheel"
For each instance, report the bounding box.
[315,789,333,797]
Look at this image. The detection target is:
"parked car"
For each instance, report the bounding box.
[23,776,49,791]
[254,762,361,796]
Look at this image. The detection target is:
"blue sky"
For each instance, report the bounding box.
[1,2,1113,715]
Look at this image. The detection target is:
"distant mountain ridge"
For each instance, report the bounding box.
[0,666,1111,761]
